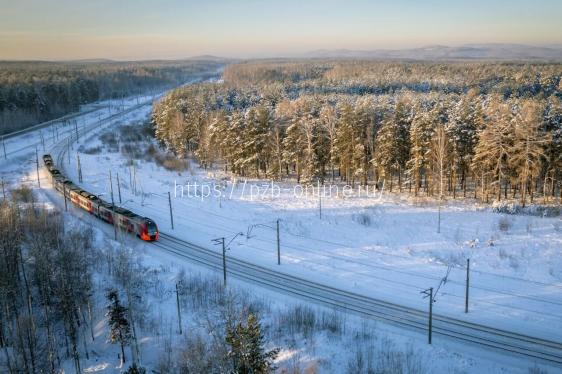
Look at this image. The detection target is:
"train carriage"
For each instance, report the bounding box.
[42,153,159,241]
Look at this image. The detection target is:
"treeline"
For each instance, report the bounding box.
[153,61,562,206]
[0,60,223,134]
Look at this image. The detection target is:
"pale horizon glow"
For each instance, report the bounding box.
[1,0,561,61]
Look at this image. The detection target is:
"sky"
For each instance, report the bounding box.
[0,0,561,61]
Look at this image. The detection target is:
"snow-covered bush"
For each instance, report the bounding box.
[353,212,372,227]
[498,216,512,233]
[492,201,561,217]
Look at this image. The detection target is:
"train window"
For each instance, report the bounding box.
[146,220,157,235]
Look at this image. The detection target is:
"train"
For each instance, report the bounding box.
[43,154,159,241]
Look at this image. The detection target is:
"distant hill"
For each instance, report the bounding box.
[304,44,562,61]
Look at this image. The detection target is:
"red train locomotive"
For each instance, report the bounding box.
[43,154,159,241]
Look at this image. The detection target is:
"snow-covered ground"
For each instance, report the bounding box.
[57,104,562,340]
[1,88,561,373]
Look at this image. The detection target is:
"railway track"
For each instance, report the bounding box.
[153,233,562,366]
[2,106,104,140]
[45,77,562,368]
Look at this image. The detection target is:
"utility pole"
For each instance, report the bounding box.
[77,154,83,183]
[221,238,226,286]
[74,120,79,141]
[67,138,70,164]
[109,171,115,206]
[465,259,470,313]
[212,233,242,288]
[35,148,41,188]
[63,184,68,211]
[212,237,227,287]
[175,283,182,335]
[421,287,434,344]
[168,191,174,230]
[112,204,117,240]
[276,219,281,265]
[117,173,122,204]
[40,131,45,151]
[1,177,5,200]
[109,171,118,239]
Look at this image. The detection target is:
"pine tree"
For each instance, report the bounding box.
[472,96,514,201]
[267,118,285,181]
[282,104,306,183]
[334,103,356,184]
[227,111,247,175]
[319,104,338,182]
[446,90,481,197]
[226,314,279,374]
[407,101,435,196]
[510,99,549,206]
[542,96,562,200]
[207,111,228,169]
[106,290,132,367]
[354,97,377,186]
[372,98,411,191]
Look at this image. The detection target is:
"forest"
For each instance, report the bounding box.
[0,188,281,373]
[152,60,562,206]
[0,60,223,134]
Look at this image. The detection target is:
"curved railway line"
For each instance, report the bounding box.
[43,85,562,368]
[153,233,562,366]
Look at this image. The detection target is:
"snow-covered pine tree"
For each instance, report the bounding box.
[472,95,514,202]
[510,99,549,206]
[372,115,396,190]
[208,110,229,171]
[319,104,338,182]
[228,111,247,175]
[255,105,273,176]
[334,102,356,184]
[299,99,324,184]
[407,100,435,196]
[267,116,285,181]
[542,96,562,200]
[354,96,377,186]
[446,89,481,197]
[106,290,132,367]
[225,313,279,374]
[282,103,306,183]
[372,97,410,191]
